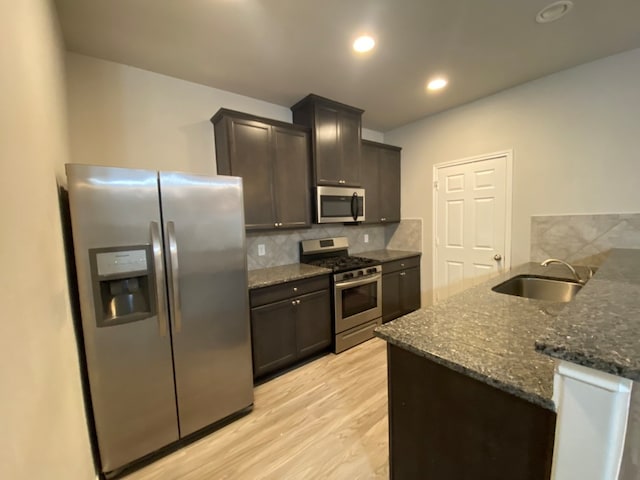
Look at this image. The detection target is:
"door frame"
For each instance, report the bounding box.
[432,150,514,304]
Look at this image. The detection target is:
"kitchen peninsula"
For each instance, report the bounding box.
[376,249,640,480]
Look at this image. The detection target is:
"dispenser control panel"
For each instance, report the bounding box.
[96,249,148,277]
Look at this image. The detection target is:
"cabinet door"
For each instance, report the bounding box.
[228,118,276,229]
[382,271,403,323]
[295,290,332,358]
[379,148,401,223]
[314,105,342,185]
[339,111,362,187]
[400,267,421,314]
[360,142,380,224]
[272,126,311,228]
[251,299,297,379]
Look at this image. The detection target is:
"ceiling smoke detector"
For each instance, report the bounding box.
[536,1,574,24]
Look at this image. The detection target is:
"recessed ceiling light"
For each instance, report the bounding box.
[427,78,448,91]
[536,1,573,24]
[353,35,375,53]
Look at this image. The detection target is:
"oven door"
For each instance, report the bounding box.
[334,273,382,333]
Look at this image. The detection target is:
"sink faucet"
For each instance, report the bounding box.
[540,258,590,284]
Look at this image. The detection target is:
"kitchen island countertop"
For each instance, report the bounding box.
[248,263,331,290]
[376,249,640,410]
[375,262,577,411]
[535,248,640,380]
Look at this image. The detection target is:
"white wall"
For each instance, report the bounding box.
[386,48,640,304]
[0,1,94,478]
[66,53,383,173]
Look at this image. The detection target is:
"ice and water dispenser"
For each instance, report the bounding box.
[89,246,156,327]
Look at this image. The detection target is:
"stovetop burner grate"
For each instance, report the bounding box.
[304,255,378,273]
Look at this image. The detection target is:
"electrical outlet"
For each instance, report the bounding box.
[364,234,369,243]
[258,244,266,256]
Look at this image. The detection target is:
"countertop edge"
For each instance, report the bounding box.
[359,249,422,262]
[248,265,331,290]
[376,330,555,411]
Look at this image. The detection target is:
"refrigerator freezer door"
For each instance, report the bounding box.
[66,165,179,472]
[159,172,254,436]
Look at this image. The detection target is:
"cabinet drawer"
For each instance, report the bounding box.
[382,256,420,274]
[250,275,330,308]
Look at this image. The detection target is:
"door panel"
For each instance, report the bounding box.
[382,271,402,323]
[159,173,253,437]
[272,126,311,228]
[400,268,421,313]
[446,200,464,247]
[229,118,276,228]
[339,110,362,186]
[295,290,332,357]
[360,142,380,223]
[379,148,401,222]
[66,165,178,472]
[251,299,297,378]
[435,155,508,301]
[315,106,341,185]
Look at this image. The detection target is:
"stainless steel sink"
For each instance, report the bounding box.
[492,275,583,302]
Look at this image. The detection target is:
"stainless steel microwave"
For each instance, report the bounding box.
[316,186,365,223]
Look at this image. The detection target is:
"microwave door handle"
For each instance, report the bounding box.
[351,192,358,221]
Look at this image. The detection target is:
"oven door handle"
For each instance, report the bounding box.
[335,273,381,290]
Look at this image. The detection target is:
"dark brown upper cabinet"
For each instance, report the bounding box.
[211,109,311,231]
[291,94,364,187]
[361,139,401,224]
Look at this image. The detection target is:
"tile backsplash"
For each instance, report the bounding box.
[531,213,640,266]
[386,218,422,251]
[247,219,422,270]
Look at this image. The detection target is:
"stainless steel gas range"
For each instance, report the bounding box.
[300,237,381,353]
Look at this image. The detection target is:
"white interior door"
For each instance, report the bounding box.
[433,152,511,302]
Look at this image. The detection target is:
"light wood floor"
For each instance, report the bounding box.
[125,338,389,480]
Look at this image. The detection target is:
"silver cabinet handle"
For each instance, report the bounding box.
[494,254,503,261]
[291,300,296,305]
[166,221,182,333]
[400,272,406,276]
[150,221,168,337]
[297,299,301,305]
[400,263,405,267]
[293,287,298,292]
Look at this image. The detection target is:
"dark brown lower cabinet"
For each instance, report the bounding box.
[387,344,556,480]
[382,256,421,323]
[250,277,331,380]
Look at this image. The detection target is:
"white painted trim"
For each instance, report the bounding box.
[432,150,514,304]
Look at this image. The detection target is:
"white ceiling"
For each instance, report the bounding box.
[55,0,640,131]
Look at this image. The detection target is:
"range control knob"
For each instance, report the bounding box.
[343,273,354,279]
[357,270,364,276]
[367,268,377,274]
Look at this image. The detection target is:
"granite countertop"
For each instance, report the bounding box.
[248,263,331,290]
[375,262,585,411]
[360,249,421,262]
[536,249,640,380]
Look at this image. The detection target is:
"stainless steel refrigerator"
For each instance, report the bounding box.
[66,164,253,477]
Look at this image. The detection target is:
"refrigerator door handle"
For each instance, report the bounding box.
[166,221,182,333]
[150,221,169,337]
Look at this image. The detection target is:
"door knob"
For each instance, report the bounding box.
[493,254,503,261]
